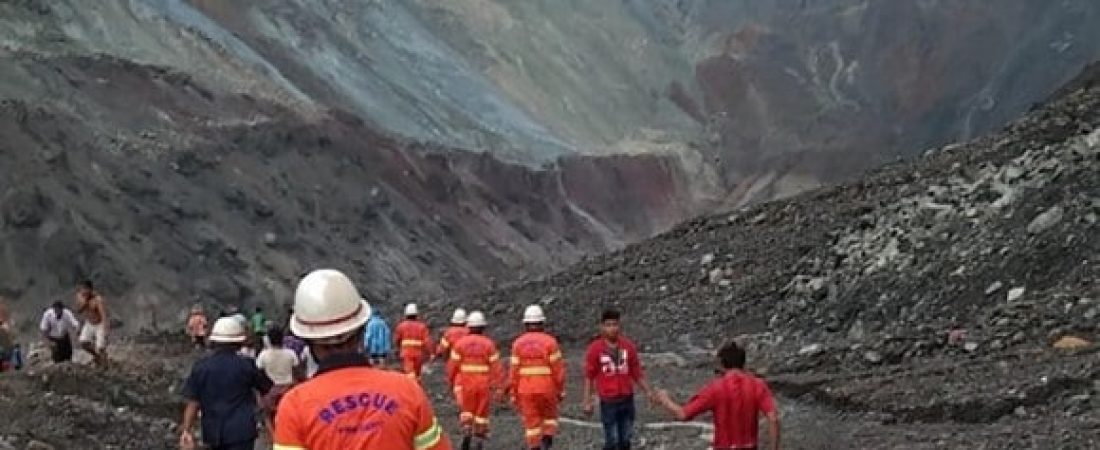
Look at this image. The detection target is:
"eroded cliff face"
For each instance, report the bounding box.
[0,0,1097,324]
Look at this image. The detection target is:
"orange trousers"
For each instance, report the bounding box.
[456,385,492,436]
[515,393,559,448]
[401,355,425,380]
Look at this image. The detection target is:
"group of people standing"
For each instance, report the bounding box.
[179,269,782,450]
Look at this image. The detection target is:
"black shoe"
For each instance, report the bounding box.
[540,435,553,449]
[460,435,471,450]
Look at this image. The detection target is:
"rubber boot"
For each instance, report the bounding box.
[460,435,471,450]
[540,435,553,450]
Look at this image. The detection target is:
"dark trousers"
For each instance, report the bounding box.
[211,440,254,450]
[50,335,73,363]
[599,396,635,450]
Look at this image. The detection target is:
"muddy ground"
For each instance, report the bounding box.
[1,334,1097,449]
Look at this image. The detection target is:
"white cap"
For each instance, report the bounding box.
[209,317,248,343]
[451,308,468,324]
[522,305,546,324]
[404,303,419,316]
[467,311,487,328]
[290,269,372,340]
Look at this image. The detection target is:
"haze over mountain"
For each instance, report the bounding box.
[1,0,1099,325]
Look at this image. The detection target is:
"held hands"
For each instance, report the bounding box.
[581,398,594,418]
[179,430,195,450]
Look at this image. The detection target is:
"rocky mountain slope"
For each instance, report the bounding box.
[454,62,1100,449]
[3,0,1100,328]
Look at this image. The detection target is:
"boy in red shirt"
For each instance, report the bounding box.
[654,341,781,450]
[582,310,653,450]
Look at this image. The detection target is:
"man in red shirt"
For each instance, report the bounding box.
[582,309,652,450]
[654,341,781,450]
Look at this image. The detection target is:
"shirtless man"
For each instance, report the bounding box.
[75,280,109,368]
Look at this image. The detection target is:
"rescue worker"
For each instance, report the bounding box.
[40,301,81,363]
[186,305,208,349]
[394,303,434,381]
[273,269,451,450]
[446,311,504,450]
[75,280,109,368]
[180,317,274,450]
[508,305,565,450]
[654,341,781,450]
[583,309,653,450]
[437,308,469,360]
[365,307,393,367]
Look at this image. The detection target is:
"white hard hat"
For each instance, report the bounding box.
[209,317,248,343]
[467,311,487,328]
[522,305,546,324]
[290,269,372,340]
[404,303,419,316]
[451,308,468,324]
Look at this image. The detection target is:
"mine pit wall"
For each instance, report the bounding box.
[0,94,714,335]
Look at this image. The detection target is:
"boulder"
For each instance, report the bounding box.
[1052,336,1091,350]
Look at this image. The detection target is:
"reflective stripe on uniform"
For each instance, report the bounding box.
[509,356,520,365]
[518,366,552,376]
[524,428,542,437]
[543,419,559,426]
[474,417,490,424]
[547,350,562,362]
[450,352,462,361]
[402,339,425,347]
[488,352,500,362]
[414,418,443,450]
[273,445,306,450]
[460,364,490,373]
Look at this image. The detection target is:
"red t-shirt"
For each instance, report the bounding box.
[682,371,776,449]
[584,336,643,400]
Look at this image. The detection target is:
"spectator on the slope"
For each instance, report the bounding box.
[40,301,80,363]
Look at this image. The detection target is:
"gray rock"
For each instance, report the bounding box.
[1027,206,1064,234]
[863,350,884,364]
[708,268,725,284]
[985,281,1004,295]
[964,342,980,353]
[848,320,866,341]
[700,253,715,266]
[798,343,825,356]
[1007,287,1026,302]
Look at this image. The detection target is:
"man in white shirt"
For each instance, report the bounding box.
[40,302,80,363]
[255,328,300,433]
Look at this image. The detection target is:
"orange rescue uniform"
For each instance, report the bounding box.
[394,319,434,380]
[446,333,504,437]
[437,325,470,359]
[273,356,451,450]
[509,331,565,448]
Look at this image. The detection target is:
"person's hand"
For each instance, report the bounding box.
[582,398,594,418]
[179,430,195,450]
[654,389,672,405]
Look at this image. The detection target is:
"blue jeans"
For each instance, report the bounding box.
[599,396,635,450]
